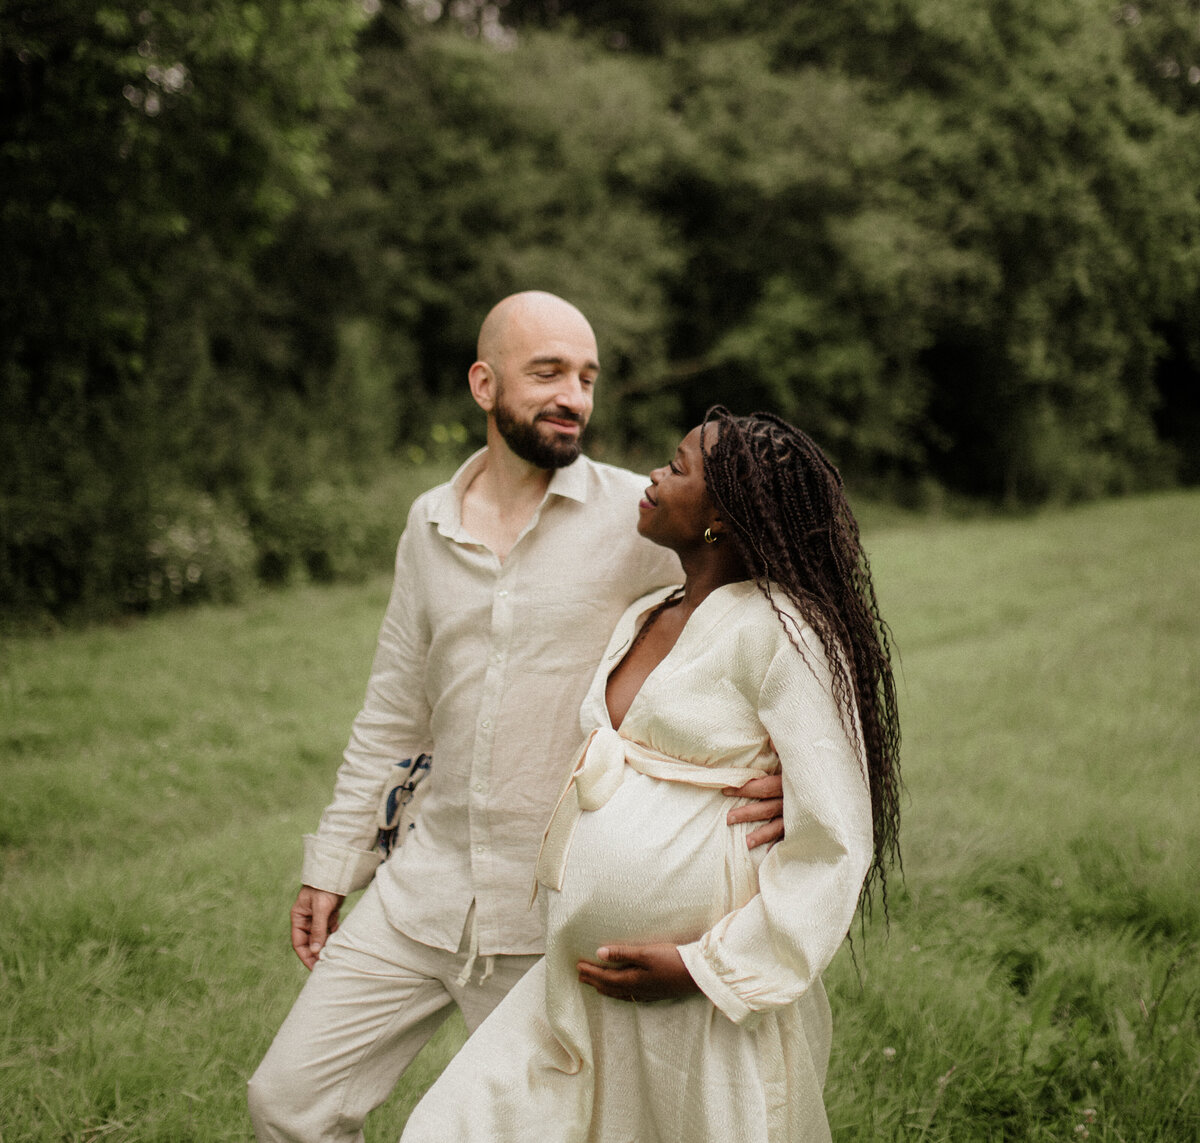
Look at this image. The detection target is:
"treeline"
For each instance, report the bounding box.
[3,0,1200,618]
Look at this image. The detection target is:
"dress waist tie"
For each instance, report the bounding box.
[533,727,770,898]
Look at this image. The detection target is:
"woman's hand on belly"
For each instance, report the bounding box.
[576,943,701,1003]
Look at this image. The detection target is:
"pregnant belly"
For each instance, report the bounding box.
[545,770,759,963]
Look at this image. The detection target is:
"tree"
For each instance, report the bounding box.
[661,0,1200,499]
[0,0,365,613]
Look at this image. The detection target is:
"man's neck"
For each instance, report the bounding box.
[460,433,558,561]
[474,430,555,507]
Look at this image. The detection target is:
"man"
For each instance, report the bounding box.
[248,292,783,1142]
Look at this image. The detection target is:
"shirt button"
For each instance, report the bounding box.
[481,718,491,729]
[475,845,485,855]
[474,782,485,793]
[497,589,509,598]
[491,652,502,665]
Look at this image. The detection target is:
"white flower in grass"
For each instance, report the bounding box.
[882,1047,897,1060]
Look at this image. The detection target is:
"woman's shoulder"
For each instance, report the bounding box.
[722,580,830,663]
[721,579,807,627]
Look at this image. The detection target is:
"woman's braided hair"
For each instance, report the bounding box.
[700,406,902,918]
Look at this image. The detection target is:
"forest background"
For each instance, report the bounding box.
[4,0,1200,622]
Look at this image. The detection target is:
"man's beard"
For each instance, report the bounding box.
[494,390,585,470]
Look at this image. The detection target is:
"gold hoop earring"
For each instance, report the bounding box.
[703,527,718,544]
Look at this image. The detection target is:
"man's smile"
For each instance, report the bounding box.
[537,411,583,434]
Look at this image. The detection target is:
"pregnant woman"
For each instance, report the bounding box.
[401,407,902,1143]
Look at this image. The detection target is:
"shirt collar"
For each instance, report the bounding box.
[428,448,591,538]
[544,452,590,504]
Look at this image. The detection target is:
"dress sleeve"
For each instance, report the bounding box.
[677,618,873,1025]
[301,506,434,895]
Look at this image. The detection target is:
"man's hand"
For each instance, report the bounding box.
[290,886,345,970]
[576,943,700,1003]
[724,772,784,849]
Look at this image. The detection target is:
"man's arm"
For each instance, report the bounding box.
[724,773,785,849]
[291,513,434,966]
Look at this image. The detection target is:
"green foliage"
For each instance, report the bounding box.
[246,465,443,587]
[0,0,367,618]
[648,0,1200,496]
[4,0,1200,619]
[135,489,258,608]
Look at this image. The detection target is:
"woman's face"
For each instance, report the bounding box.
[637,425,716,549]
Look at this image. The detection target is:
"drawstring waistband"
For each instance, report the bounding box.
[455,902,495,987]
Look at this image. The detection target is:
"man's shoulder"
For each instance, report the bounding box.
[405,467,467,528]
[569,457,681,582]
[405,449,488,524]
[408,480,453,515]
[574,455,646,498]
[579,454,642,481]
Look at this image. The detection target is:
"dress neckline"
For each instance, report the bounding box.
[604,579,757,730]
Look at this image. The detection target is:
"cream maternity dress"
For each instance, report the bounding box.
[401,581,873,1143]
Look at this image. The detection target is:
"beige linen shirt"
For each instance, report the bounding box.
[301,449,681,956]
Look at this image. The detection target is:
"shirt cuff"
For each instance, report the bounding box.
[677,939,759,1027]
[301,834,382,895]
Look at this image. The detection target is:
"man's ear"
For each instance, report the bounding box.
[467,360,496,413]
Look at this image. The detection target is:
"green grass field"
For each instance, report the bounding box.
[2,491,1197,1141]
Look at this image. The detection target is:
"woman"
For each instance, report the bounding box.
[401,408,901,1142]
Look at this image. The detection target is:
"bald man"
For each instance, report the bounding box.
[248,294,782,1142]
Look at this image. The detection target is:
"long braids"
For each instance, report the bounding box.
[700,406,902,920]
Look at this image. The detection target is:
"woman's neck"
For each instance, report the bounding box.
[675,546,749,613]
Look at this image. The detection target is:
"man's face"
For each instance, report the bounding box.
[489,318,598,470]
[493,379,588,469]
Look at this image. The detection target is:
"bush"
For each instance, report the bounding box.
[126,491,258,609]
[246,465,447,588]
